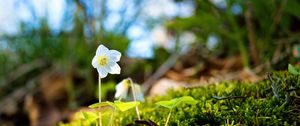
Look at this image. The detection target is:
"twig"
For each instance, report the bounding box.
[286,88,300,93]
[213,96,247,100]
[267,73,280,99]
[120,0,144,34]
[245,1,259,66]
[1,59,47,90]
[267,0,288,38]
[142,54,180,93]
[272,0,288,29]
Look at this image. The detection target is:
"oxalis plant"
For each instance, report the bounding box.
[88,78,144,126]
[91,44,122,126]
[70,44,199,126]
[88,100,140,126]
[156,96,198,126]
[91,44,143,126]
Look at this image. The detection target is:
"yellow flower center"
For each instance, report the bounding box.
[98,55,108,66]
[123,79,130,89]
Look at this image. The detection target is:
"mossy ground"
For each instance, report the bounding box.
[115,72,300,125]
[59,71,300,125]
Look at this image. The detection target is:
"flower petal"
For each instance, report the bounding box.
[109,63,121,74]
[109,50,121,62]
[97,68,108,78]
[96,44,109,56]
[107,57,116,67]
[92,55,99,68]
[133,84,145,102]
[103,65,112,73]
[115,80,129,99]
[115,84,127,99]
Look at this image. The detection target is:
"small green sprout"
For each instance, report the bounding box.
[81,111,98,122]
[114,101,141,112]
[89,101,140,126]
[156,96,198,126]
[89,101,140,112]
[80,110,111,126]
[288,64,299,75]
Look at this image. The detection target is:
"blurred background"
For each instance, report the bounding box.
[0,0,299,125]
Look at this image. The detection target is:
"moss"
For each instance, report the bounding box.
[116,71,300,125]
[59,71,300,125]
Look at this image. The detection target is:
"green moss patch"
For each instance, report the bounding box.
[116,72,300,125]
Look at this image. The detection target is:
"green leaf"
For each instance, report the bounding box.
[288,64,299,75]
[101,111,113,126]
[81,111,98,122]
[156,96,198,109]
[88,101,115,108]
[114,101,140,112]
[89,101,140,112]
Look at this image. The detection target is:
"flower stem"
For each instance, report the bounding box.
[165,110,172,126]
[109,109,116,126]
[128,78,141,120]
[98,76,102,126]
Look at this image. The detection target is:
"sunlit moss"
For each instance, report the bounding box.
[115,71,300,125]
[60,71,300,125]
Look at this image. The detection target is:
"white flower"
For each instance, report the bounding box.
[115,79,130,100]
[92,44,121,78]
[115,79,145,102]
[133,84,145,102]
